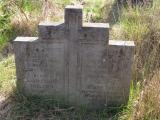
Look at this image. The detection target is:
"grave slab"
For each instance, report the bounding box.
[14,5,135,108]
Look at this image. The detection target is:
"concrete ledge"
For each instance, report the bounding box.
[39,22,64,27]
[65,5,83,10]
[109,40,135,47]
[14,37,38,42]
[83,23,109,29]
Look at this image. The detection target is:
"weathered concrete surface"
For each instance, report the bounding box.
[14,5,135,108]
[106,40,134,106]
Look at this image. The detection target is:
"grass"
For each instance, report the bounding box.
[132,71,160,120]
[8,95,119,120]
[118,71,160,120]
[111,0,160,119]
[0,55,16,95]
[118,81,141,120]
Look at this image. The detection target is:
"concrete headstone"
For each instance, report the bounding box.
[14,5,135,108]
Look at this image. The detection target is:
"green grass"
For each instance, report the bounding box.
[83,0,107,22]
[117,82,141,120]
[0,15,11,49]
[0,55,16,94]
[119,8,149,41]
[9,95,119,120]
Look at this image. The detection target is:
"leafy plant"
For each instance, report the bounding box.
[0,1,14,49]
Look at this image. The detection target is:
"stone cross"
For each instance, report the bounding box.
[14,5,135,109]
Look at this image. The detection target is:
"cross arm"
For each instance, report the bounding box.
[38,22,65,40]
[79,23,109,44]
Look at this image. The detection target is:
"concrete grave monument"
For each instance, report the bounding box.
[14,5,135,108]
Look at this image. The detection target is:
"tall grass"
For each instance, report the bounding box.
[118,82,141,120]
[111,0,160,119]
[132,71,160,120]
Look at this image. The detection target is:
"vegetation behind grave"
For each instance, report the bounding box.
[0,0,160,119]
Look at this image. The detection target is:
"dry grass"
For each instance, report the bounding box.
[111,1,160,119]
[132,71,160,120]
[11,0,64,37]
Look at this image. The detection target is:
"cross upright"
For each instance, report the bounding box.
[39,5,109,43]
[14,5,135,109]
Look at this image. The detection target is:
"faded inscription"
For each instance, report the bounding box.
[24,43,65,95]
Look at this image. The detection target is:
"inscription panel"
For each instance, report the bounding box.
[80,43,108,107]
[24,42,65,96]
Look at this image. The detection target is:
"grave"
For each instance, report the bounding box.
[14,5,135,108]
